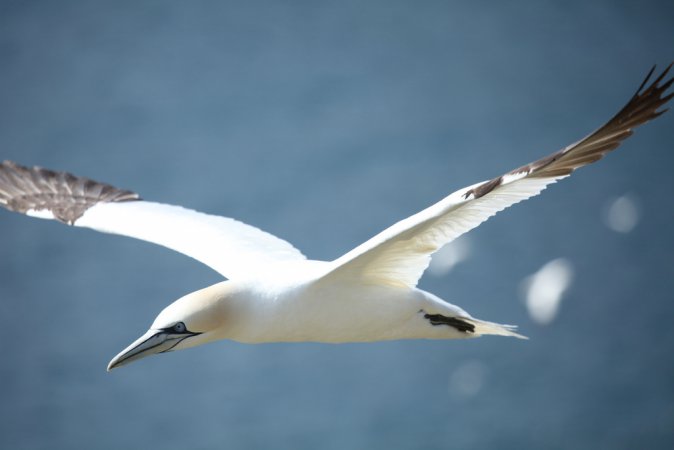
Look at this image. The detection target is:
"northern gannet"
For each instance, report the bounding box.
[1,65,671,371]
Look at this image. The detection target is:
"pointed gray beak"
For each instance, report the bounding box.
[107,328,196,371]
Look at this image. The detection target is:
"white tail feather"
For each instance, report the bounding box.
[469,319,528,339]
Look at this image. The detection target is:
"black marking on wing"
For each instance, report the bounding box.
[0,161,140,225]
[463,63,673,200]
[424,313,476,333]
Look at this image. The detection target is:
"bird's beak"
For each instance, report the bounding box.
[107,328,197,371]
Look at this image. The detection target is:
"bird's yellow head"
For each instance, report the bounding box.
[107,281,233,371]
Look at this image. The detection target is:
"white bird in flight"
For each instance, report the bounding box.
[1,65,672,371]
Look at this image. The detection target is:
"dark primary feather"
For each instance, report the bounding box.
[1,65,671,228]
[0,161,139,225]
[464,64,673,199]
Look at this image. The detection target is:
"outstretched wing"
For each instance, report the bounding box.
[0,162,305,279]
[323,64,673,289]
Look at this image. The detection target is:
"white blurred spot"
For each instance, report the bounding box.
[449,360,486,398]
[603,194,640,233]
[521,258,574,325]
[428,236,471,276]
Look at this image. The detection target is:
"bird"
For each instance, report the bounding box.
[1,65,672,371]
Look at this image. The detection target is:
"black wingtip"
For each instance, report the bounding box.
[651,108,668,120]
[0,161,141,224]
[652,62,673,87]
[636,65,657,95]
[635,63,673,97]
[660,78,674,96]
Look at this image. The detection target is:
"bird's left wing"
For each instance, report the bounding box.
[322,64,673,289]
[0,162,305,279]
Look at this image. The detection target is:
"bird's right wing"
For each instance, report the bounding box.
[0,161,306,280]
[321,64,673,289]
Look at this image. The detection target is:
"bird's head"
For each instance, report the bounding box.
[107,281,234,371]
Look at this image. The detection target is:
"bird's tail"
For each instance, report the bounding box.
[468,318,528,339]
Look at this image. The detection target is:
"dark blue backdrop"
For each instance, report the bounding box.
[1,1,673,449]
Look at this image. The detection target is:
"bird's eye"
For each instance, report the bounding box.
[173,322,186,333]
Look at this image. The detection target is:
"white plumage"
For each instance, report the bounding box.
[0,65,671,370]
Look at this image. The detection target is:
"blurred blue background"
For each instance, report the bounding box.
[1,1,673,449]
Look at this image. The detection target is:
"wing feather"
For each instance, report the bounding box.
[0,161,305,279]
[323,64,672,288]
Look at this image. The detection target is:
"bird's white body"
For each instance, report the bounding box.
[175,276,471,346]
[0,65,671,370]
